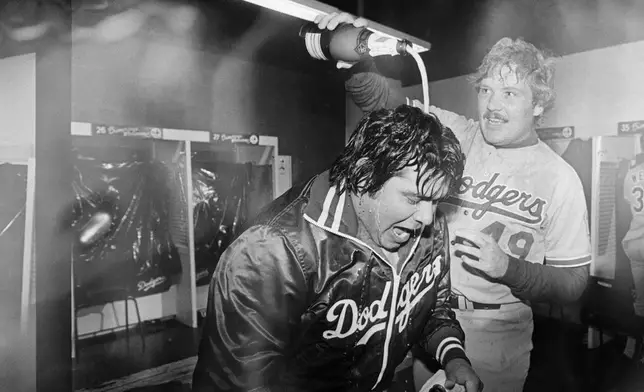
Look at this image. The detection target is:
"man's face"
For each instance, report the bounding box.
[477,63,544,148]
[353,166,450,253]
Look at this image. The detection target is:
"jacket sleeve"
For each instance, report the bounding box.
[192,225,308,392]
[414,216,470,368]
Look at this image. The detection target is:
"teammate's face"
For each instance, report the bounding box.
[477,63,544,148]
[353,165,450,253]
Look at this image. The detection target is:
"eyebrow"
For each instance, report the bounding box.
[479,80,521,90]
[502,87,522,93]
[402,189,447,201]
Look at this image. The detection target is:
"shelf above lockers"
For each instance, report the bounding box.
[71,121,280,198]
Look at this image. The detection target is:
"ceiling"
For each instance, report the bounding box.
[352,0,644,84]
[213,0,644,84]
[3,0,644,85]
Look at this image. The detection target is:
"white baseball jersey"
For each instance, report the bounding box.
[429,106,592,304]
[623,157,644,244]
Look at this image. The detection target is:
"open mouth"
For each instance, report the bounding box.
[392,226,418,242]
[485,115,508,125]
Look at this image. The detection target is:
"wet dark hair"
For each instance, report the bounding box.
[329,104,465,199]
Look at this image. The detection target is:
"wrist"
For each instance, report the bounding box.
[500,254,522,285]
[498,253,511,278]
[442,350,470,369]
[444,357,471,370]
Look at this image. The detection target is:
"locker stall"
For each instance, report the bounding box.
[69,121,289,339]
[0,154,36,343]
[540,132,638,283]
[0,53,37,380]
[589,136,639,281]
[542,131,643,348]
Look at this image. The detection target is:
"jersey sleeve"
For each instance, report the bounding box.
[424,103,478,155]
[344,60,478,155]
[544,169,592,268]
[624,165,635,206]
[344,58,407,112]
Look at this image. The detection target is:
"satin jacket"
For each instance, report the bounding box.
[192,171,468,392]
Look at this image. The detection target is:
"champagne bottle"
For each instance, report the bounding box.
[299,22,410,62]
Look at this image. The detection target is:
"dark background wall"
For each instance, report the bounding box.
[328,0,644,84]
[71,1,348,184]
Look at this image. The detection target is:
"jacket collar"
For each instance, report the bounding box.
[303,171,360,240]
[303,171,425,270]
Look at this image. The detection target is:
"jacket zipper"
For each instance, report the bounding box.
[370,236,421,390]
[303,215,423,390]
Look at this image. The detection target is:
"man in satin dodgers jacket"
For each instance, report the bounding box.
[192,105,482,392]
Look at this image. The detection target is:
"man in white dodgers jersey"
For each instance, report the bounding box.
[315,13,592,392]
[425,42,592,390]
[622,134,644,318]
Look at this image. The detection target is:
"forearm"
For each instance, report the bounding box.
[417,282,469,368]
[344,58,407,112]
[416,221,469,368]
[500,256,589,304]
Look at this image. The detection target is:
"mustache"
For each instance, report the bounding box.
[484,111,508,121]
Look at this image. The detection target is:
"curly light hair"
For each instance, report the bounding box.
[470,37,557,121]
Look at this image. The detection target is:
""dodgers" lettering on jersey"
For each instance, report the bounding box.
[322,256,442,346]
[451,173,547,224]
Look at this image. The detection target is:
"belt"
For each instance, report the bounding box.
[449,296,502,310]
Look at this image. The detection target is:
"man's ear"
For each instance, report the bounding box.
[533,104,544,117]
